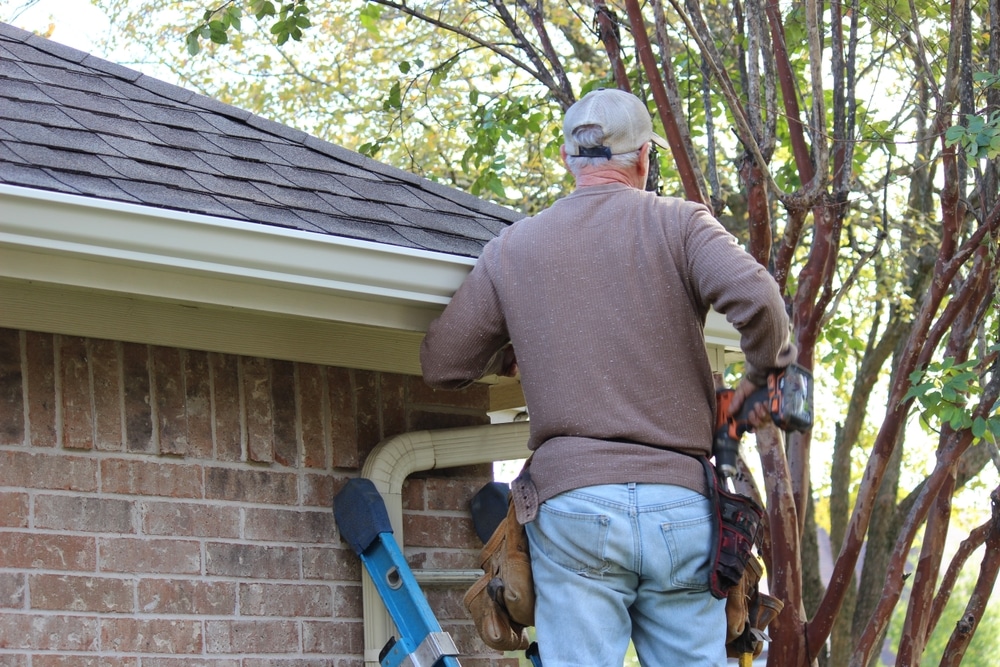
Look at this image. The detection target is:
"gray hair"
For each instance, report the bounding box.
[564,124,642,175]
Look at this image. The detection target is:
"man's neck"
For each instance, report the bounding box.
[574,170,638,188]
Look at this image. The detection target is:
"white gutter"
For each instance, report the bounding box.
[359,422,532,666]
[0,184,474,332]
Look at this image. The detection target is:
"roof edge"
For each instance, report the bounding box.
[0,184,475,332]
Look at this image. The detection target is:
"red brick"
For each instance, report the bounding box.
[25,330,57,447]
[141,501,239,539]
[211,352,241,462]
[302,472,335,508]
[0,613,98,650]
[353,369,380,465]
[153,345,187,456]
[301,619,363,653]
[101,617,202,654]
[408,548,477,571]
[122,342,154,453]
[61,335,94,450]
[0,450,97,491]
[34,495,135,533]
[332,584,362,619]
[380,373,407,441]
[0,572,25,608]
[244,508,336,544]
[302,546,361,582]
[140,660,238,667]
[425,478,483,511]
[32,657,138,667]
[408,377,490,410]
[138,579,236,615]
[205,543,300,579]
[29,573,133,612]
[99,537,200,574]
[298,364,326,469]
[0,491,28,527]
[0,532,96,570]
[450,622,499,657]
[272,359,297,467]
[424,587,467,620]
[242,356,274,464]
[407,409,490,432]
[0,328,24,445]
[0,653,28,666]
[328,367,357,468]
[240,582,333,617]
[183,350,213,459]
[205,620,299,654]
[204,466,297,505]
[403,514,479,549]
[401,478,426,511]
[100,458,202,498]
[90,338,124,452]
[242,660,337,667]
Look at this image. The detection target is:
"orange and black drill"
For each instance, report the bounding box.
[713,363,814,479]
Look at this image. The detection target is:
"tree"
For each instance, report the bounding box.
[68,1,1000,664]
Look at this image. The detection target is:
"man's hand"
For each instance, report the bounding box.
[499,346,518,377]
[728,377,771,429]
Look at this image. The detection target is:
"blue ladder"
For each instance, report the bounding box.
[334,477,462,667]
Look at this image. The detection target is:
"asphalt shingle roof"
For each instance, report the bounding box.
[0,22,523,257]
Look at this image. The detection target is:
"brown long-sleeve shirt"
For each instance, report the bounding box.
[421,183,795,504]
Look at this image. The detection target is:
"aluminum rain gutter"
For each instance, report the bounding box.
[0,184,474,333]
[358,421,532,666]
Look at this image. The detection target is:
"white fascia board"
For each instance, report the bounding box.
[0,184,475,332]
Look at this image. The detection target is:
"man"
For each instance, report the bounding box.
[421,88,795,666]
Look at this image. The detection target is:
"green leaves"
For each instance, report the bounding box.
[185,1,311,54]
[270,1,311,46]
[359,2,383,37]
[187,3,243,55]
[460,94,551,199]
[820,316,866,378]
[904,350,1000,442]
[944,112,1000,161]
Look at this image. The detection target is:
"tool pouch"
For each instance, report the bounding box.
[712,482,764,597]
[463,495,535,650]
[726,562,784,659]
[701,458,764,599]
[698,458,782,658]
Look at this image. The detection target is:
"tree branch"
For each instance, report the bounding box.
[369,0,572,107]
[624,0,707,204]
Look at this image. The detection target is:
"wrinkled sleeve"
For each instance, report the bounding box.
[420,241,510,390]
[682,205,797,384]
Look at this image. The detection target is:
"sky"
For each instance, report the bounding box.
[3,0,113,52]
[1,0,178,82]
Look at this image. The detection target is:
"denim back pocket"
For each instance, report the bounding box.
[532,503,611,576]
[660,509,714,590]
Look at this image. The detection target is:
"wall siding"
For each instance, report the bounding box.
[0,328,516,666]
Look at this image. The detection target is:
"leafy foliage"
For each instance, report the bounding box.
[906,349,1000,441]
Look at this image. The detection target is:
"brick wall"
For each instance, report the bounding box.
[0,328,515,666]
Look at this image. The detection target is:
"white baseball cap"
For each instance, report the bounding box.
[563,88,670,158]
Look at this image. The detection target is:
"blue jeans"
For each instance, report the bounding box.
[525,483,727,666]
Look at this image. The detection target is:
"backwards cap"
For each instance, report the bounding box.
[563,88,670,158]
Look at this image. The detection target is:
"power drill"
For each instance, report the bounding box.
[713,363,814,479]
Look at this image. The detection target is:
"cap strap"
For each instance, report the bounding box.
[574,145,613,159]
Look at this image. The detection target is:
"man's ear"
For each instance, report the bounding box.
[560,144,568,166]
[636,142,651,186]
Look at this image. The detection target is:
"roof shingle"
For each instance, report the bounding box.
[0,22,521,257]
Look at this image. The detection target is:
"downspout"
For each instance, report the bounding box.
[358,421,532,666]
